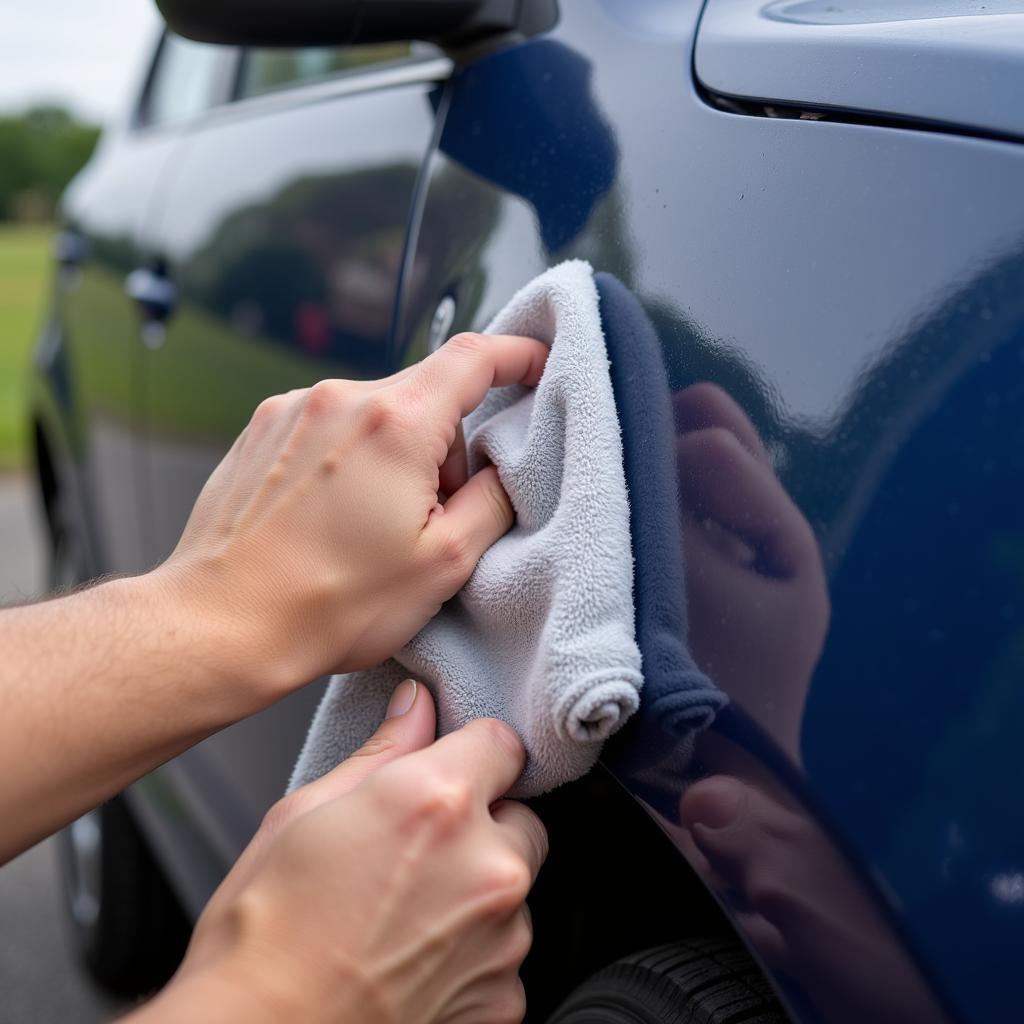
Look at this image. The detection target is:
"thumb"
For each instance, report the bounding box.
[213,683,436,903]
[286,680,437,818]
[428,464,514,584]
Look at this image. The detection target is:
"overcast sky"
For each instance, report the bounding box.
[0,1,163,124]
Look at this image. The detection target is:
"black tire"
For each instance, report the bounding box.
[44,473,191,995]
[58,797,191,996]
[547,937,789,1024]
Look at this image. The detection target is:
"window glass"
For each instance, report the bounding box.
[143,34,226,127]
[238,44,417,99]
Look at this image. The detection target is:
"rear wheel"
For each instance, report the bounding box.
[547,937,789,1024]
[58,796,191,996]
[45,475,191,995]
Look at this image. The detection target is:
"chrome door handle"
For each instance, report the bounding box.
[125,267,177,321]
[55,229,87,268]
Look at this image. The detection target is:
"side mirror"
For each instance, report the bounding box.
[155,0,556,49]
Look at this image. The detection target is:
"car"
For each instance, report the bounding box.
[28,1,1024,1020]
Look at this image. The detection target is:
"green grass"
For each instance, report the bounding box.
[0,225,51,471]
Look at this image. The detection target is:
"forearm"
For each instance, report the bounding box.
[125,949,347,1024]
[0,570,278,863]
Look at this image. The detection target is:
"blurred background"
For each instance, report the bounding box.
[0,3,160,1020]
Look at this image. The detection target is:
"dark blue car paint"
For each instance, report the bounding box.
[31,1,1024,1020]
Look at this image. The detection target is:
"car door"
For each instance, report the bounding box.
[394,3,1024,1022]
[131,42,450,910]
[56,32,233,576]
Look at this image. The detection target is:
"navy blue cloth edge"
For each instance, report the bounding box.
[596,273,727,816]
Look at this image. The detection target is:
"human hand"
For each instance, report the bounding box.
[143,681,546,1024]
[152,332,549,705]
[674,383,829,759]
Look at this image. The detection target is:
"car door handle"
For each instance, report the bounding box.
[55,229,87,268]
[125,266,177,322]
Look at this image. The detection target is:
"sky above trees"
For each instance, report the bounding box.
[0,1,161,124]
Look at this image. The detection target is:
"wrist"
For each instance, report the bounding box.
[129,564,292,721]
[134,958,316,1024]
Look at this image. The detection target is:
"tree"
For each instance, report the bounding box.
[0,105,101,221]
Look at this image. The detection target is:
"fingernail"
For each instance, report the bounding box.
[690,778,743,829]
[386,679,418,719]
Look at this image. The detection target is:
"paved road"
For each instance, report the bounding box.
[0,474,125,1023]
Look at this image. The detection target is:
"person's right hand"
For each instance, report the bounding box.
[151,332,549,714]
[140,681,546,1024]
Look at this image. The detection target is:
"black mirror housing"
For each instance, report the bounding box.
[155,0,555,50]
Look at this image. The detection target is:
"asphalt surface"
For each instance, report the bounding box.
[0,474,126,1023]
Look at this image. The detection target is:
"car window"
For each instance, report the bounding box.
[237,44,421,99]
[142,34,227,127]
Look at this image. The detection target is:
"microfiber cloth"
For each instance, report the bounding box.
[289,260,642,797]
[594,274,727,817]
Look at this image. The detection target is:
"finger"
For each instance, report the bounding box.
[415,717,526,804]
[425,465,514,580]
[438,420,468,498]
[673,383,771,464]
[676,427,818,578]
[406,332,549,427]
[491,800,549,883]
[285,680,437,818]
[203,685,432,907]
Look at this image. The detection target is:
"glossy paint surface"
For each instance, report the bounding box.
[398,2,1024,1020]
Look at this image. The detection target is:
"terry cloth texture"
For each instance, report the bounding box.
[595,273,727,818]
[289,260,643,798]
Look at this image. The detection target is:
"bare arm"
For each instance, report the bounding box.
[0,331,549,864]
[0,573,267,861]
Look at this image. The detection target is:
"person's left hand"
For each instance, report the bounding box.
[152,332,549,707]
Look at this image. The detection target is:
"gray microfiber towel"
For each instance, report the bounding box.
[288,260,643,797]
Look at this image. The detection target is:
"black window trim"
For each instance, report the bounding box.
[129,31,451,135]
[130,31,243,134]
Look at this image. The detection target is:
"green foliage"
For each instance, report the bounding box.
[0,225,52,470]
[0,105,100,222]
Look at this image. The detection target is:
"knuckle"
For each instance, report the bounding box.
[304,379,349,417]
[446,331,487,359]
[436,528,476,580]
[251,393,288,426]
[407,773,474,831]
[479,852,532,908]
[356,391,406,439]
